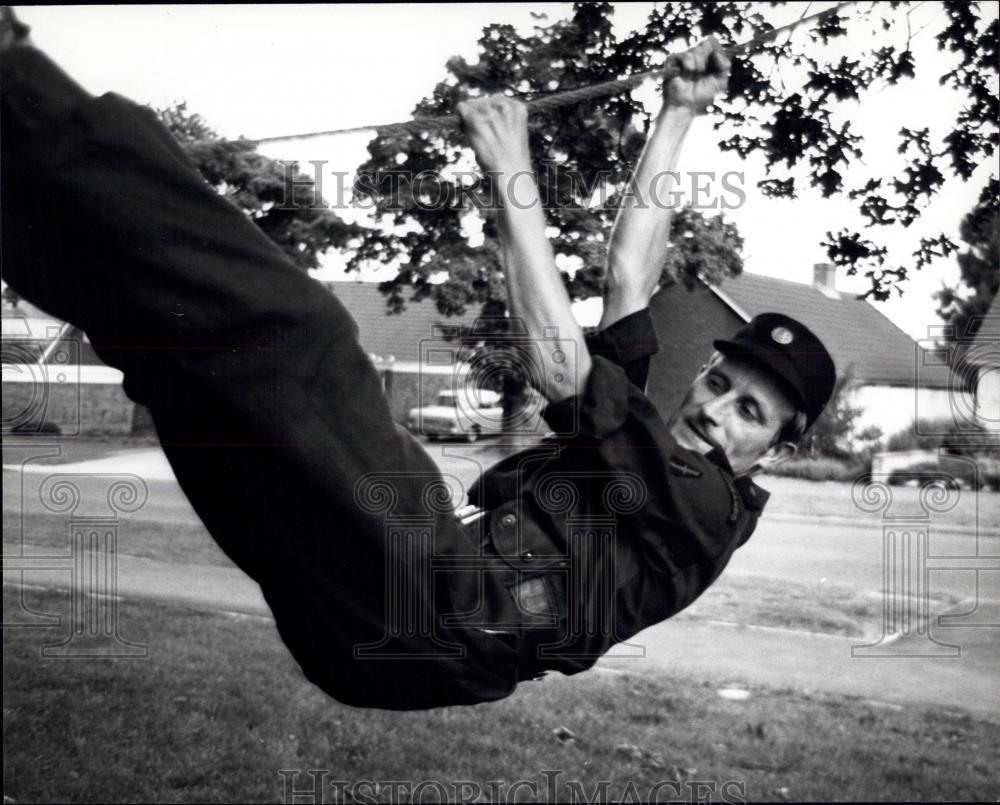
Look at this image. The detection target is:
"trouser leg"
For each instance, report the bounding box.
[2,45,521,708]
[1,45,416,565]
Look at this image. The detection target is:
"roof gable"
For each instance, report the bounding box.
[709,272,946,388]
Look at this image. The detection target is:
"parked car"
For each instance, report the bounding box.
[407,388,504,442]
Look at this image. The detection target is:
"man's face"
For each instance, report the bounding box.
[669,353,797,475]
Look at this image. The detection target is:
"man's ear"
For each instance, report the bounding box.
[747,441,797,476]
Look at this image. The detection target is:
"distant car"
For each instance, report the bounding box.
[407,388,504,442]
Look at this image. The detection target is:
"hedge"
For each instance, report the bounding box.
[763,457,869,482]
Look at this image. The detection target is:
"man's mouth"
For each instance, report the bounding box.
[685,419,720,453]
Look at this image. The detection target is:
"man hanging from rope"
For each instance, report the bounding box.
[2,15,835,710]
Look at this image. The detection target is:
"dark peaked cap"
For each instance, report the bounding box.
[713,312,837,428]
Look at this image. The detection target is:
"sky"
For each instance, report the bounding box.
[14,3,998,339]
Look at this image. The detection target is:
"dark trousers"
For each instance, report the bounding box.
[2,46,526,709]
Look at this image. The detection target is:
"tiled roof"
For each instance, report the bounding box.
[324,281,483,363]
[709,272,948,388]
[329,276,957,388]
[3,278,964,388]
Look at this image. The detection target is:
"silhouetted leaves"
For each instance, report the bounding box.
[349,2,997,310]
[155,102,362,272]
[934,183,1000,342]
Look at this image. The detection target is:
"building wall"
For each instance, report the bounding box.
[645,282,745,417]
[848,384,974,441]
[976,366,999,430]
[870,449,939,476]
[2,355,541,437]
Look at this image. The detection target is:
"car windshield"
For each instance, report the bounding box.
[435,393,459,408]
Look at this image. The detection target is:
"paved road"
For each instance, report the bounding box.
[602,616,1000,718]
[728,517,1000,607]
[7,538,997,718]
[7,446,996,605]
[4,440,999,718]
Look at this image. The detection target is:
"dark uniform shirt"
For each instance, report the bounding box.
[466,310,771,680]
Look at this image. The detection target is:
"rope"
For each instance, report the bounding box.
[244,1,856,146]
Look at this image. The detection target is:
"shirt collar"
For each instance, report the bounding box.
[704,446,733,473]
[735,475,770,511]
[704,447,770,511]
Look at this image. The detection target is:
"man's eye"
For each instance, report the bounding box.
[740,402,760,422]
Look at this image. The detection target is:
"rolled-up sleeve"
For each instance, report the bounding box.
[584,308,659,390]
[541,355,633,440]
[543,307,660,441]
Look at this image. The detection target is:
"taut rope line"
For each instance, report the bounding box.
[245,1,856,146]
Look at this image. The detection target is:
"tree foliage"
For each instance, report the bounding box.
[155,102,361,271]
[351,3,748,317]
[350,2,998,313]
[933,179,999,342]
[798,369,881,460]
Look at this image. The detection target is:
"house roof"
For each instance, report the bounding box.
[324,281,483,363]
[329,275,956,388]
[709,272,948,388]
[4,277,966,386]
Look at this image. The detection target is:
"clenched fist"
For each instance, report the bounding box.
[664,37,731,114]
[457,95,531,174]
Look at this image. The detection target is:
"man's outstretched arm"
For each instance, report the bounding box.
[457,96,593,403]
[600,38,730,331]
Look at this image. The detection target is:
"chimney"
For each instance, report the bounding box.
[813,263,836,290]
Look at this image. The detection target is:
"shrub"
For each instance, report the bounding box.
[884,418,957,452]
[764,457,869,482]
[975,456,1000,492]
[885,419,1000,455]
[797,369,881,460]
[11,421,61,435]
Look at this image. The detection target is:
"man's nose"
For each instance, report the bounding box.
[701,392,731,424]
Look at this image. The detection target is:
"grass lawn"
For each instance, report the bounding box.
[5,434,162,464]
[758,476,999,532]
[5,586,998,804]
[3,509,233,569]
[2,435,982,644]
[680,574,962,639]
[4,505,954,642]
